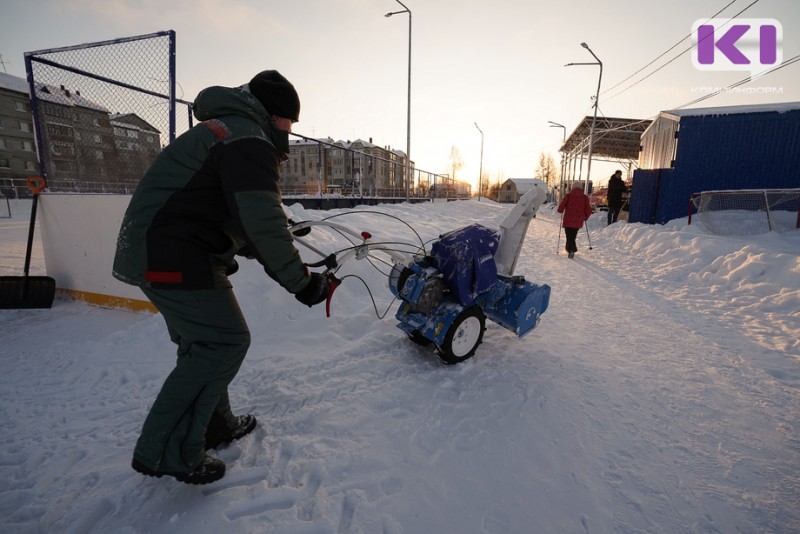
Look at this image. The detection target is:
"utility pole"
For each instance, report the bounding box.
[566,43,602,194]
[474,122,484,201]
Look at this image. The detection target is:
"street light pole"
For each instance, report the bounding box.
[548,121,566,201]
[385,1,412,202]
[566,42,603,194]
[474,122,484,202]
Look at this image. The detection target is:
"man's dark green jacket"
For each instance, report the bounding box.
[112,84,309,293]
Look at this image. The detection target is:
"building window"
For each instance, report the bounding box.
[0,158,9,168]
[20,121,32,133]
[16,102,27,113]
[44,104,70,119]
[52,143,74,156]
[25,160,36,171]
[47,124,72,137]
[54,160,77,172]
[22,141,34,152]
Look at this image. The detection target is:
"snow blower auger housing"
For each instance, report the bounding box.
[290,186,550,364]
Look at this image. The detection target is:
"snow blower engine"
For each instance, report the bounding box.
[290,187,551,364]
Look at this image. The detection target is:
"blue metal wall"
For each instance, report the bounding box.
[629,169,665,224]
[632,108,800,224]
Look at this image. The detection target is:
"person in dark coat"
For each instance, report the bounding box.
[606,170,629,225]
[113,70,329,485]
[557,183,592,258]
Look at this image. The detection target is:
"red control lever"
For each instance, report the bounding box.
[325,275,341,318]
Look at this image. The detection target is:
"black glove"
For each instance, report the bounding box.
[236,245,256,259]
[224,259,239,276]
[294,272,330,307]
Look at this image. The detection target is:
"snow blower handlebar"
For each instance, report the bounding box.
[291,219,378,319]
[289,217,426,319]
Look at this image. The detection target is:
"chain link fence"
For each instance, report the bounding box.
[25,31,193,193]
[281,133,458,201]
[23,31,464,201]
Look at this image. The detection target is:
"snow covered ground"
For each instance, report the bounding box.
[1,197,798,533]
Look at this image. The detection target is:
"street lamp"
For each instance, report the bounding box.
[385,1,412,202]
[548,121,566,200]
[565,42,603,194]
[548,120,566,142]
[474,122,484,201]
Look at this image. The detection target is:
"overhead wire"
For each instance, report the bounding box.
[673,52,800,109]
[603,0,763,102]
[600,0,740,97]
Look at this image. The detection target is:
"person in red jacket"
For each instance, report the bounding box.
[557,183,593,258]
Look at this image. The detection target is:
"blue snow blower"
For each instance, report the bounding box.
[290,186,551,364]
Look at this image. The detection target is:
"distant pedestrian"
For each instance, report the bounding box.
[557,183,592,259]
[606,170,629,225]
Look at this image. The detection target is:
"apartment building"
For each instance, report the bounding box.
[282,136,413,197]
[0,72,38,197]
[0,72,160,195]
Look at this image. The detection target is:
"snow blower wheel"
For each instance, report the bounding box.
[436,307,486,365]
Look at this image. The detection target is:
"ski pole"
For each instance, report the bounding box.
[584,224,593,250]
[556,227,561,254]
[556,211,564,254]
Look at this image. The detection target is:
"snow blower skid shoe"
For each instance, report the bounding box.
[205,414,257,450]
[131,455,226,485]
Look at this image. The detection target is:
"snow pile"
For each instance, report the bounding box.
[1,199,798,533]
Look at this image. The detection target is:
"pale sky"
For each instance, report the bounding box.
[2,0,798,190]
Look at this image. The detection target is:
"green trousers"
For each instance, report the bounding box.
[133,287,251,472]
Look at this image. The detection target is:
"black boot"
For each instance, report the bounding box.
[206,414,258,450]
[132,455,226,485]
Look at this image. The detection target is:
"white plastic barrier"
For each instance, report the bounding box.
[38,193,156,313]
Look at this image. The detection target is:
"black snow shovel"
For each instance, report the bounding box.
[0,177,56,309]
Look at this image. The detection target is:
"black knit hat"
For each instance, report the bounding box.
[249,70,300,122]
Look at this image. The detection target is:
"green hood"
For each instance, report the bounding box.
[193,85,289,153]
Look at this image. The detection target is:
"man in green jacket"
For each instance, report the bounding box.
[113,70,328,485]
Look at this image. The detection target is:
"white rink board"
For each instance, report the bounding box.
[38,193,153,311]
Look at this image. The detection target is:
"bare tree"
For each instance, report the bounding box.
[448,146,463,183]
[488,182,500,201]
[488,170,505,201]
[536,153,558,188]
[478,170,490,198]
